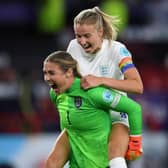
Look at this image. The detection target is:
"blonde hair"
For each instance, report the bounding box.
[44,51,81,78]
[74,6,119,40]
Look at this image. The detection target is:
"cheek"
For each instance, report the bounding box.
[95,36,102,46]
[56,76,66,85]
[47,75,59,83]
[92,38,100,47]
[91,34,100,43]
[96,34,102,42]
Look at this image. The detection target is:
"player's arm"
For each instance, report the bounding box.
[105,89,143,160]
[88,87,143,160]
[88,87,142,135]
[81,46,143,94]
[81,67,143,94]
[45,129,70,168]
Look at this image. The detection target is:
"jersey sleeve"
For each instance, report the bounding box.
[88,87,142,135]
[117,44,135,73]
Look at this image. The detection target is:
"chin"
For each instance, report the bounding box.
[86,49,93,54]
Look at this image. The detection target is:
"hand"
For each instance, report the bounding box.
[125,135,143,161]
[81,75,102,89]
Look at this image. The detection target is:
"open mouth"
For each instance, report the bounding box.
[48,83,59,92]
[52,84,60,94]
[51,83,58,89]
[83,44,91,50]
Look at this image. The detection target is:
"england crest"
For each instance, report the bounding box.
[74,96,82,108]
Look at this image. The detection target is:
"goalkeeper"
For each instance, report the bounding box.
[43,51,143,168]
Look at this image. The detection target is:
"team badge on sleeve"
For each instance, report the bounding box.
[120,47,131,57]
[102,90,114,102]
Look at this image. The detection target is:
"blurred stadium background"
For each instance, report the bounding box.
[0,0,167,168]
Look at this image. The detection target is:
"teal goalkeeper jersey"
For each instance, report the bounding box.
[50,78,142,168]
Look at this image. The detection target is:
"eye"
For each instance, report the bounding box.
[76,34,81,39]
[85,34,91,38]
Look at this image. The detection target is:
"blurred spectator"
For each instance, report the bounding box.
[18,69,42,133]
[127,0,149,26]
[146,0,168,26]
[122,0,168,41]
[0,52,21,112]
[0,52,23,133]
[31,69,60,132]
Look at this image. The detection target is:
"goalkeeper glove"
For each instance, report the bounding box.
[125,135,143,161]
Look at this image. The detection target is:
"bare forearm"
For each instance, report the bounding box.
[81,68,144,94]
[45,130,70,168]
[101,77,143,94]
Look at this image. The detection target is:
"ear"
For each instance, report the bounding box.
[65,68,73,78]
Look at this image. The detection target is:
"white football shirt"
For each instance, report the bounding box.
[67,39,134,89]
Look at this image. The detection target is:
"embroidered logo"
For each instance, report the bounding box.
[99,65,109,76]
[74,96,82,108]
[120,47,131,57]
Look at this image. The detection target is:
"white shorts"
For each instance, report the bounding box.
[110,110,129,127]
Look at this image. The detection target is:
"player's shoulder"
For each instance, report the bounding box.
[67,39,81,53]
[87,87,115,105]
[87,87,108,99]
[68,39,79,48]
[111,40,126,49]
[110,40,132,57]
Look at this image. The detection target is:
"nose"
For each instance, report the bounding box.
[79,37,86,45]
[44,74,50,82]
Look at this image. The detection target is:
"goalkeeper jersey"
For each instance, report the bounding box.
[50,78,142,168]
